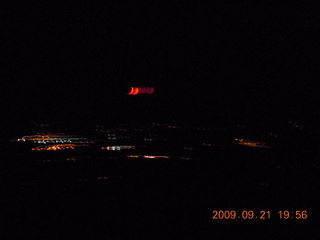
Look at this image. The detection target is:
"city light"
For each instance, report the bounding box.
[234,138,271,148]
[102,145,135,150]
[127,155,170,159]
[13,134,93,144]
[32,144,89,151]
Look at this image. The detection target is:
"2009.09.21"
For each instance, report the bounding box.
[212,210,271,219]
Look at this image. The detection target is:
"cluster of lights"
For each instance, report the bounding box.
[234,138,271,148]
[32,144,89,151]
[15,134,91,144]
[184,147,193,150]
[16,135,49,141]
[144,137,166,141]
[97,177,108,180]
[101,145,135,150]
[202,143,212,146]
[127,155,170,159]
[78,176,120,181]
[288,121,303,129]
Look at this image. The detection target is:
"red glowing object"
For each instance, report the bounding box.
[128,87,139,95]
[128,87,154,95]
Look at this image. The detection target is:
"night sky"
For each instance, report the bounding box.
[2,1,320,126]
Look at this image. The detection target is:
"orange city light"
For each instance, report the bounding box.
[128,87,154,95]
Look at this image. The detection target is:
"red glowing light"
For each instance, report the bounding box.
[128,87,154,95]
[128,87,139,95]
[140,87,146,94]
[148,87,154,94]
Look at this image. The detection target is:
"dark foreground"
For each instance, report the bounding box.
[0,121,319,239]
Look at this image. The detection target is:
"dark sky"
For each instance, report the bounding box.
[2,1,320,125]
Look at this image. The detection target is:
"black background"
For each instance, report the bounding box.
[2,1,320,125]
